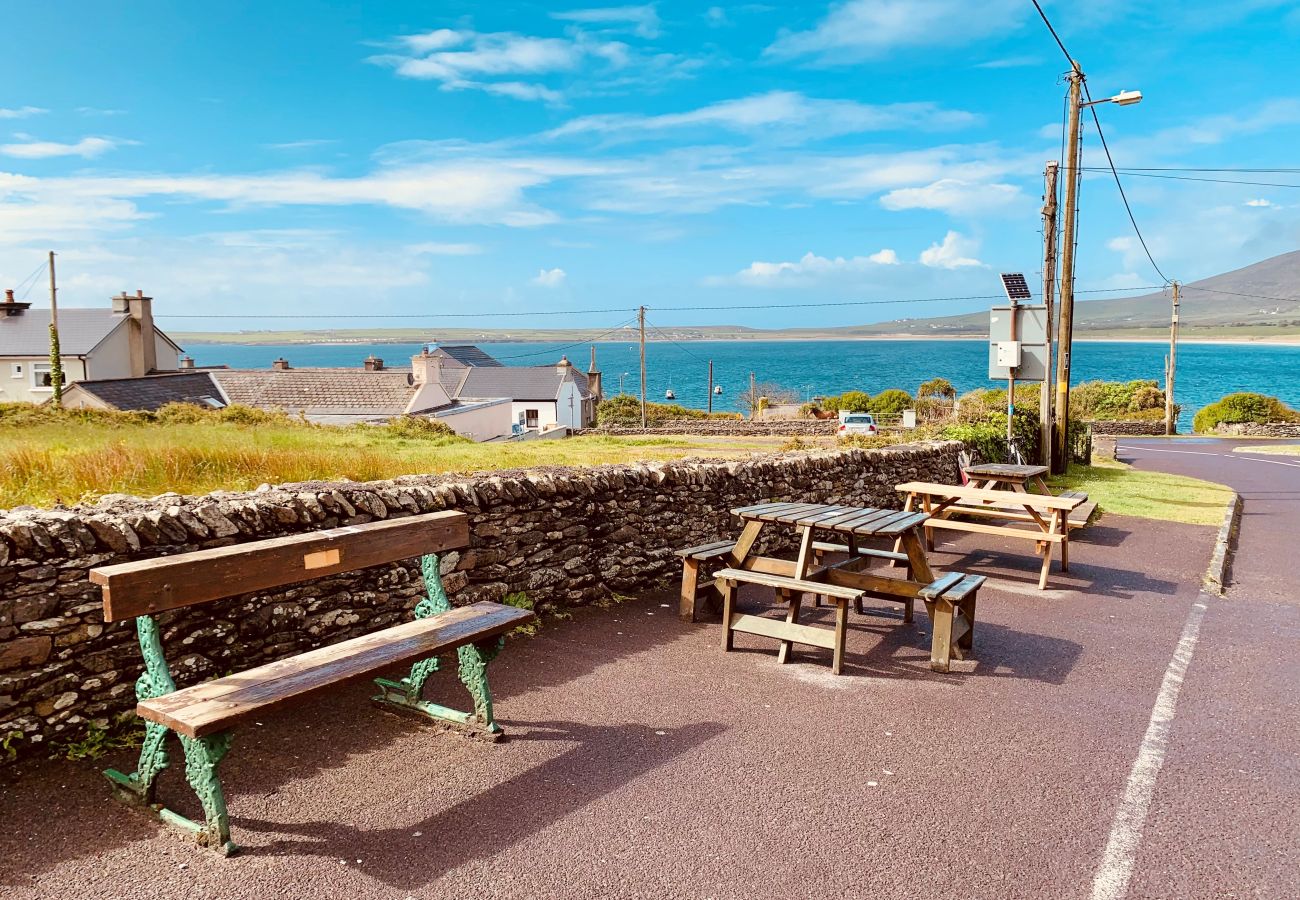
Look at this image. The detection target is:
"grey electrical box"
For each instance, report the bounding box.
[989,305,1049,381]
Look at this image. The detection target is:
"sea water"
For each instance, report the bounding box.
[186,339,1300,428]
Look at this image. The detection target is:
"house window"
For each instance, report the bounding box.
[10,363,22,379]
[525,408,539,428]
[31,363,54,390]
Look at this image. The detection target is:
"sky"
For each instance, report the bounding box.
[2,1,1299,333]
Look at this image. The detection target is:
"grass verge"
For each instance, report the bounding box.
[1231,444,1300,456]
[1048,458,1233,526]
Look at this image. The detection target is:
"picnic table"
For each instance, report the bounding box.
[963,462,1052,494]
[677,502,984,674]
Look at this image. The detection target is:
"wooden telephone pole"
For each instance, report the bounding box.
[707,360,714,413]
[1040,161,1059,466]
[1165,281,1180,434]
[638,305,647,429]
[1051,64,1084,473]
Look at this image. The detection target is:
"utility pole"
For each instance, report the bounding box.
[1040,161,1059,466]
[638,305,647,429]
[1007,292,1019,460]
[1052,64,1084,474]
[749,372,757,420]
[1165,281,1180,434]
[707,360,714,413]
[47,250,63,406]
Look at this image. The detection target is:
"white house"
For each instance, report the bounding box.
[0,289,182,404]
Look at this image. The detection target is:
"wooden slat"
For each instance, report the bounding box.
[937,503,1095,528]
[872,511,932,537]
[962,463,1047,479]
[691,542,738,561]
[727,613,838,651]
[674,539,734,558]
[816,508,878,529]
[812,542,908,564]
[91,511,469,622]
[822,565,924,600]
[923,516,1066,541]
[715,567,865,601]
[753,502,829,523]
[918,571,964,600]
[852,509,912,535]
[730,501,792,517]
[138,601,531,738]
[792,505,859,527]
[943,574,986,603]
[896,482,1083,511]
[834,508,897,533]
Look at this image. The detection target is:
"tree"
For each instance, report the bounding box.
[868,389,913,417]
[917,377,956,400]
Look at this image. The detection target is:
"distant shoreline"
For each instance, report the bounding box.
[176,332,1300,347]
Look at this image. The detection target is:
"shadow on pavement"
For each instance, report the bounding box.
[237,719,725,889]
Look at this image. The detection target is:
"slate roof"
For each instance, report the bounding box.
[211,369,420,416]
[66,372,227,412]
[432,344,503,367]
[458,367,590,402]
[0,308,182,356]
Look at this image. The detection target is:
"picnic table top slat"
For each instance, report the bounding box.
[962,463,1049,478]
[872,511,933,536]
[742,502,827,523]
[898,481,1083,511]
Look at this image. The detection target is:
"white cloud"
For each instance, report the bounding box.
[919,231,983,269]
[532,267,567,286]
[0,136,121,159]
[766,0,1025,63]
[407,241,485,255]
[0,106,48,120]
[880,178,1022,214]
[266,139,338,151]
[547,90,977,141]
[1245,198,1276,208]
[551,5,661,38]
[721,249,900,286]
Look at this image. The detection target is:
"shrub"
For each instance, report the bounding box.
[917,377,956,400]
[1193,393,1300,433]
[1070,380,1171,421]
[594,393,740,425]
[941,422,1007,463]
[382,416,467,442]
[868,389,913,417]
[153,402,211,424]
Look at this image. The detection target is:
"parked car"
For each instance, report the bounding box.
[838,412,878,435]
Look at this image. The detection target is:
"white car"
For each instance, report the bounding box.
[838,413,878,435]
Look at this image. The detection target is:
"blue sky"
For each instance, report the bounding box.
[2,1,1298,332]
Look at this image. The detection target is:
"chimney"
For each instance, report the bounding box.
[3,288,32,317]
[556,355,573,374]
[363,355,385,372]
[117,290,158,376]
[178,356,195,369]
[272,357,291,371]
[586,345,603,402]
[410,348,442,386]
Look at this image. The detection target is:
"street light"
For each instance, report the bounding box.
[619,371,631,395]
[1050,63,1144,473]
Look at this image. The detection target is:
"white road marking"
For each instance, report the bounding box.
[1119,444,1300,468]
[1090,598,1209,900]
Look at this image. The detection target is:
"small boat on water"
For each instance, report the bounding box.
[665,388,676,400]
[714,385,723,395]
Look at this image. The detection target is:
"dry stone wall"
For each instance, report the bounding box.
[0,442,960,765]
[1088,420,1169,436]
[590,419,839,436]
[1212,422,1300,437]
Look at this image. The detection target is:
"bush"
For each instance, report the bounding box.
[1070,380,1170,421]
[868,389,913,417]
[594,393,740,425]
[1193,393,1300,433]
[941,422,1007,463]
[382,416,466,441]
[917,377,956,400]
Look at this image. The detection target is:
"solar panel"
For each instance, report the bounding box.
[1000,272,1032,301]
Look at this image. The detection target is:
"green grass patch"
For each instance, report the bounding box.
[1232,444,1300,456]
[1048,459,1232,526]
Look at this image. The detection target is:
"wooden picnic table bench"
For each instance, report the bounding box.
[681,501,984,674]
[88,510,534,855]
[895,481,1089,589]
[961,463,1097,529]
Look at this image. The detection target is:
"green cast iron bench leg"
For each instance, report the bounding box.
[373,553,507,740]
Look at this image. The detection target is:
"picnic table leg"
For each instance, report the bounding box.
[929,597,954,673]
[727,520,764,567]
[832,599,849,675]
[847,535,864,614]
[1058,510,1070,572]
[1037,540,1054,589]
[679,558,702,623]
[1031,475,1052,495]
[899,529,933,625]
[921,496,936,551]
[890,494,915,565]
[720,579,736,652]
[958,593,977,651]
[775,588,803,665]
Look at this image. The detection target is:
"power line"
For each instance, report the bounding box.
[12,259,48,300]
[487,318,641,360]
[1180,286,1300,305]
[1080,169,1300,189]
[1083,83,1171,285]
[158,306,638,319]
[644,319,711,365]
[1093,167,1300,173]
[1030,0,1075,67]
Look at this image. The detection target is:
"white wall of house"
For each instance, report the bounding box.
[556,380,585,430]
[85,327,181,380]
[435,399,513,442]
[510,400,558,432]
[0,356,89,404]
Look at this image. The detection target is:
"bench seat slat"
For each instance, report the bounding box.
[137,601,533,739]
[897,481,1084,511]
[918,571,964,601]
[944,574,986,602]
[674,539,735,559]
[714,567,865,601]
[811,542,908,563]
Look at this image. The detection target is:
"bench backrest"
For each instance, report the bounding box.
[895,481,1082,511]
[89,510,469,622]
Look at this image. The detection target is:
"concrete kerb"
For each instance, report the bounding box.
[1203,492,1242,594]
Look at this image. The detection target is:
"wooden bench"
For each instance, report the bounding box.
[88,510,534,855]
[895,482,1088,589]
[715,565,985,674]
[675,539,739,622]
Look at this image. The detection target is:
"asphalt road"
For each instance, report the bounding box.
[2,451,1297,899]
